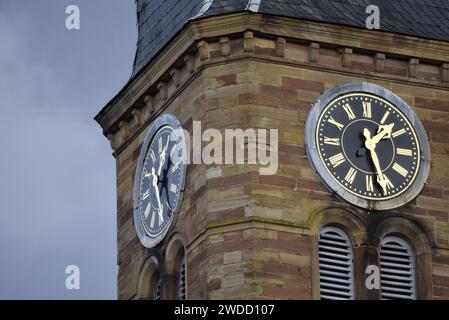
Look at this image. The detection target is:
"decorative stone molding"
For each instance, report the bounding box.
[275,37,286,58]
[107,132,117,150]
[98,24,449,154]
[220,37,231,57]
[170,69,181,88]
[197,41,210,61]
[244,31,255,53]
[184,55,195,74]
[157,81,168,101]
[339,47,353,67]
[408,58,419,78]
[116,120,130,147]
[308,42,319,63]
[374,52,385,72]
[132,108,144,127]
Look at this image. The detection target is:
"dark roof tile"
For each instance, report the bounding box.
[132,0,449,77]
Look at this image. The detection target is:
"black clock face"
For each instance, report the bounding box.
[138,125,184,237]
[316,93,420,201]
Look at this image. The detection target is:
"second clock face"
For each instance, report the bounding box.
[139,125,184,237]
[316,93,420,201]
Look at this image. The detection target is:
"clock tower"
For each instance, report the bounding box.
[96,0,449,300]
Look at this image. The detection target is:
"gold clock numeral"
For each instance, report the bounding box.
[344,167,357,184]
[324,137,340,146]
[158,137,163,152]
[329,153,346,168]
[343,103,356,120]
[328,116,344,131]
[392,128,406,138]
[150,149,156,162]
[383,174,394,189]
[142,189,150,200]
[397,148,412,156]
[366,175,374,192]
[171,162,179,173]
[380,111,390,124]
[392,162,409,177]
[170,184,178,193]
[362,102,372,118]
[150,209,156,228]
[158,205,164,226]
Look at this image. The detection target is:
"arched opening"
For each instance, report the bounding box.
[318,225,355,300]
[136,255,161,300]
[380,235,416,300]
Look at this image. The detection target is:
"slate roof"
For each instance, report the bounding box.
[133,0,449,77]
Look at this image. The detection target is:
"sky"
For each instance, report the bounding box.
[0,1,136,299]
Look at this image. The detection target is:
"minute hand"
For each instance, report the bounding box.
[363,128,388,195]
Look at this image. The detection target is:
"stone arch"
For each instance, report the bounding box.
[307,205,369,246]
[163,233,187,299]
[369,215,433,299]
[307,205,369,299]
[136,255,160,300]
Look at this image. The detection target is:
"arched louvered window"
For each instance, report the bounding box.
[380,236,416,300]
[318,226,355,300]
[178,255,186,300]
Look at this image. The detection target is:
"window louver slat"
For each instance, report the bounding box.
[380,236,416,300]
[154,277,162,300]
[319,227,354,300]
[178,257,186,300]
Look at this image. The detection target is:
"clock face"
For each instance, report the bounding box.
[317,93,419,200]
[306,83,430,210]
[133,114,187,247]
[139,126,184,237]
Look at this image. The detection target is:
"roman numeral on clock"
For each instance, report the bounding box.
[343,103,356,120]
[329,153,346,168]
[380,111,390,124]
[150,149,156,162]
[362,102,372,118]
[383,174,394,190]
[397,148,412,156]
[142,189,149,200]
[392,162,409,177]
[366,175,374,192]
[392,128,406,138]
[158,137,163,152]
[344,167,357,184]
[171,162,179,173]
[170,184,178,193]
[324,137,340,146]
[328,116,344,131]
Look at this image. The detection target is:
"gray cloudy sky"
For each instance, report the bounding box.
[0,1,136,299]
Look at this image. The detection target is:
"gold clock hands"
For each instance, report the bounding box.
[363,128,388,195]
[151,167,164,222]
[158,136,170,176]
[372,123,394,145]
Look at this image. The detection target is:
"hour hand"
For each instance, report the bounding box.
[372,123,394,144]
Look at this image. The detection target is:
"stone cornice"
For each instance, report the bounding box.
[95,12,449,152]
